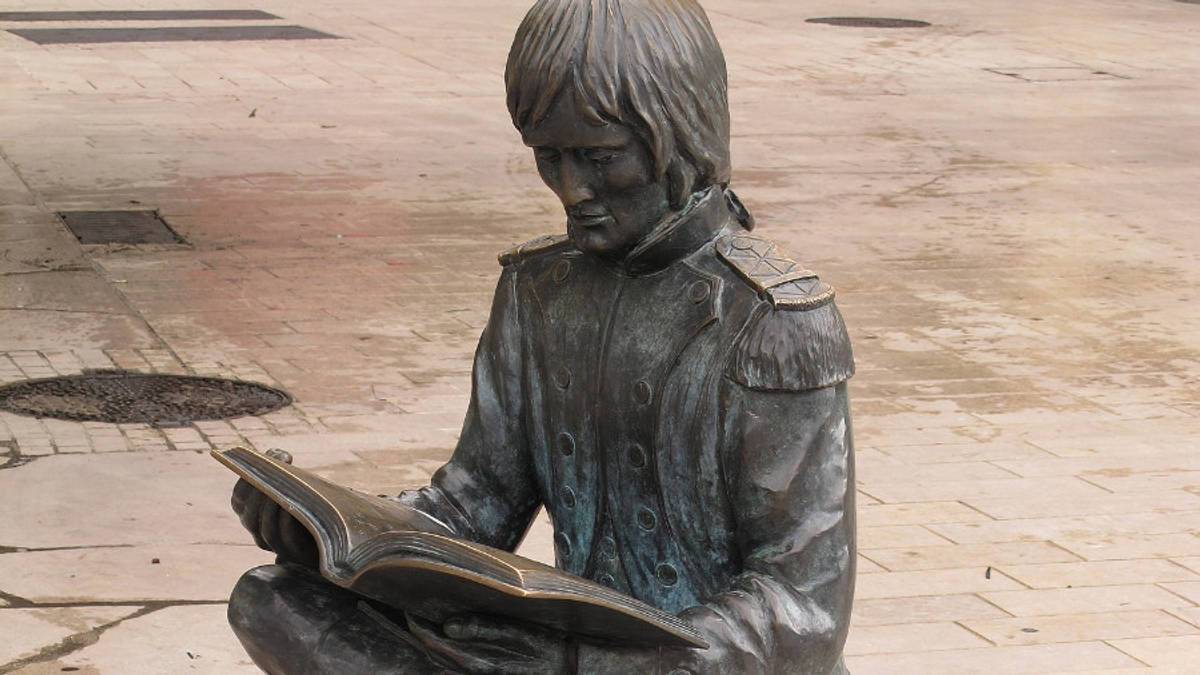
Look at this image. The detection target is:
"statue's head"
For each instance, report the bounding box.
[506,0,730,259]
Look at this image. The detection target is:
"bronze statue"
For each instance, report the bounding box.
[226,1,856,672]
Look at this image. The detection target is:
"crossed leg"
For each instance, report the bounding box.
[228,564,448,674]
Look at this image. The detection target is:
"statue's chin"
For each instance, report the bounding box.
[567,224,626,260]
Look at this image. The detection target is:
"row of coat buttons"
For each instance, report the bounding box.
[552,367,654,405]
[595,567,676,587]
[557,490,654,516]
[556,432,649,468]
[554,501,657,527]
[554,533,679,588]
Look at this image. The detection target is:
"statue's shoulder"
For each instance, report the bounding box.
[715,232,855,391]
[714,232,835,310]
[497,233,573,267]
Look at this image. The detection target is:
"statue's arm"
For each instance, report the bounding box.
[395,266,541,552]
[703,382,855,674]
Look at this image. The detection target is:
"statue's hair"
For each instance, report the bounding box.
[505,0,731,208]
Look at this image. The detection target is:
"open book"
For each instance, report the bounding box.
[213,447,708,649]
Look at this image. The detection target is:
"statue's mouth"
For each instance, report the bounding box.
[569,213,613,229]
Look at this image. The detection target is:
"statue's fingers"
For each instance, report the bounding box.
[278,512,319,568]
[444,615,503,642]
[231,479,255,516]
[406,615,502,674]
[445,615,544,656]
[237,489,271,551]
[258,500,283,554]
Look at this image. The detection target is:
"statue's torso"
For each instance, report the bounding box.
[513,238,762,612]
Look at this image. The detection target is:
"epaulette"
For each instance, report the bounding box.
[715,234,835,311]
[497,233,572,266]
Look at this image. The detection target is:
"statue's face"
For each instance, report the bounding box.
[521,93,671,259]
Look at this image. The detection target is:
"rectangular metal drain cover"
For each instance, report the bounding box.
[58,210,185,245]
[0,10,279,21]
[10,25,338,45]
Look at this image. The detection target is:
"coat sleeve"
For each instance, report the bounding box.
[578,303,856,675]
[393,266,541,552]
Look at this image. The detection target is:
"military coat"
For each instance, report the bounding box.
[400,188,856,674]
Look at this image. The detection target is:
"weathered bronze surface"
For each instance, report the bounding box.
[226,1,856,672]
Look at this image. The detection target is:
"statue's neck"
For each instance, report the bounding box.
[620,186,732,275]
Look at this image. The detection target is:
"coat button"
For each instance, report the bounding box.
[562,485,576,509]
[628,444,646,468]
[600,536,616,559]
[555,532,572,559]
[688,280,710,303]
[666,669,692,675]
[554,366,571,389]
[656,563,679,587]
[599,574,616,587]
[634,380,652,405]
[552,259,571,282]
[637,507,657,531]
[558,431,575,456]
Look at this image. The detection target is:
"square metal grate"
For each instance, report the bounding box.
[58,210,185,245]
[9,25,338,45]
[0,10,280,21]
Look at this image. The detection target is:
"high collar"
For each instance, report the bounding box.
[618,186,732,276]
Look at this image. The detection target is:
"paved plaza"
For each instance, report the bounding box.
[1,0,1199,672]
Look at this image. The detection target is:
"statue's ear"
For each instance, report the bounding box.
[665,157,698,210]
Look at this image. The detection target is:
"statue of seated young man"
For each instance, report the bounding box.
[227,1,856,673]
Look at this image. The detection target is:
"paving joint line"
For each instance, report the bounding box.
[0,543,136,555]
[952,618,999,646]
[1100,638,1155,668]
[1042,538,1090,563]
[971,591,1019,618]
[0,588,33,608]
[1074,474,1117,494]
[0,602,183,673]
[0,306,131,316]
[923,524,963,545]
[0,444,39,471]
[956,500,1001,521]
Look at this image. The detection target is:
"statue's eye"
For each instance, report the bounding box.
[584,149,617,165]
[534,147,561,162]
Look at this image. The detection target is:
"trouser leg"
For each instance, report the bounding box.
[228,564,447,674]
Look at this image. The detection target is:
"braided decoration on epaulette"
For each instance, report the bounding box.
[715,234,835,310]
[497,233,571,266]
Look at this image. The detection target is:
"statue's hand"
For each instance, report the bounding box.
[230,449,319,568]
[407,614,572,675]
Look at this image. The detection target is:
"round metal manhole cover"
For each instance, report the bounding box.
[0,371,292,425]
[806,17,931,28]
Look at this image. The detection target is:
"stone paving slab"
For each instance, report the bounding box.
[1,0,1199,671]
[0,453,250,548]
[0,606,139,666]
[0,544,270,604]
[10,605,259,675]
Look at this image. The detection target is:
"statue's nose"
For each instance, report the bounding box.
[558,154,595,207]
